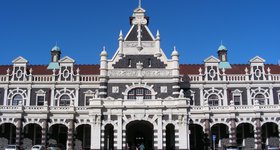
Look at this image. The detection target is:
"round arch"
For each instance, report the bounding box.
[48,123,68,148]
[75,124,91,150]
[190,124,204,150]
[211,123,229,148]
[236,123,254,148]
[261,122,279,147]
[126,120,154,150]
[0,123,16,145]
[23,123,42,149]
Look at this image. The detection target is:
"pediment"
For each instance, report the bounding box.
[133,7,146,13]
[12,56,28,64]
[59,56,75,63]
[250,56,265,63]
[204,56,220,63]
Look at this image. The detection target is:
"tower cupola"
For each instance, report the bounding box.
[47,45,61,70]
[217,43,231,69]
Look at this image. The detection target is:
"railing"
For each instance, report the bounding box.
[32,75,52,82]
[226,74,246,81]
[271,75,280,81]
[0,105,22,110]
[80,75,99,82]
[24,106,48,111]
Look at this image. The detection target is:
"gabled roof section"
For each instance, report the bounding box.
[204,56,220,63]
[125,25,154,41]
[12,56,28,64]
[250,56,265,63]
[59,56,75,63]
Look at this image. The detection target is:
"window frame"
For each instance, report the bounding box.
[12,94,23,106]
[208,94,219,106]
[59,94,71,106]
[127,88,152,100]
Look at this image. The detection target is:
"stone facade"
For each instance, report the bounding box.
[0,3,279,150]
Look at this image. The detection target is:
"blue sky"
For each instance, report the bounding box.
[0,0,279,65]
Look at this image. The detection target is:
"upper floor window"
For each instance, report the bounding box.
[231,89,243,105]
[208,94,219,106]
[59,94,71,106]
[128,88,152,100]
[255,94,266,105]
[35,89,46,106]
[12,94,23,105]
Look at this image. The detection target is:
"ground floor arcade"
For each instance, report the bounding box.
[0,118,279,150]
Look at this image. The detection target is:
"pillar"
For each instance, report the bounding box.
[75,88,79,106]
[67,119,74,150]
[246,86,252,105]
[157,115,163,150]
[26,87,31,106]
[16,119,22,146]
[254,118,262,149]
[117,115,122,150]
[3,87,8,105]
[223,87,228,106]
[178,115,188,150]
[200,87,204,106]
[91,118,101,150]
[41,119,48,146]
[50,87,55,106]
[229,119,237,146]
[204,119,211,150]
[269,86,274,105]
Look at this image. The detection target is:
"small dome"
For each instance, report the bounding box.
[51,45,60,51]
[218,44,227,51]
[171,46,179,56]
[100,46,108,56]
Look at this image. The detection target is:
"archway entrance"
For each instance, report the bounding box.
[126,120,153,150]
[48,124,68,148]
[190,124,203,150]
[0,123,16,146]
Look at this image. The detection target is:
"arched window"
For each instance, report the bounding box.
[128,88,152,99]
[255,94,266,105]
[59,94,71,106]
[12,94,23,105]
[208,94,219,106]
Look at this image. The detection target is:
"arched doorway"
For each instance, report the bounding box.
[165,124,175,150]
[126,120,154,150]
[104,124,114,150]
[262,122,279,147]
[0,123,16,147]
[211,123,229,149]
[23,123,42,149]
[48,124,68,148]
[189,124,203,150]
[76,124,91,150]
[236,123,254,149]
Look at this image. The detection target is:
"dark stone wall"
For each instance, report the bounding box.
[113,55,166,68]
[228,88,247,105]
[0,88,4,105]
[30,88,50,106]
[78,88,97,106]
[273,87,280,104]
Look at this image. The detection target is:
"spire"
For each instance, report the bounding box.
[138,0,142,8]
[119,30,123,41]
[156,30,160,40]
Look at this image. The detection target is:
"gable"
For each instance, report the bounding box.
[59,56,75,63]
[12,56,28,64]
[250,56,265,63]
[125,25,154,41]
[204,56,220,63]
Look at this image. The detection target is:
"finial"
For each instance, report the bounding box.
[245,67,248,74]
[221,40,223,45]
[103,46,106,51]
[156,30,160,39]
[173,46,177,51]
[119,30,123,41]
[267,67,271,74]
[138,0,142,8]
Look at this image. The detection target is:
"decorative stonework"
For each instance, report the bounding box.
[108,69,171,78]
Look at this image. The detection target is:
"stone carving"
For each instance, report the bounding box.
[108,69,172,78]
[112,86,119,93]
[94,89,99,98]
[179,89,185,98]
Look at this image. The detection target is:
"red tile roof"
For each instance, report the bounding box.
[0,64,279,76]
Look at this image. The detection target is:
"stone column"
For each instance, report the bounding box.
[229,119,237,146]
[16,119,22,146]
[246,86,252,105]
[200,87,204,106]
[204,119,211,150]
[41,119,48,146]
[91,117,101,150]
[26,87,31,106]
[50,87,55,106]
[117,115,122,150]
[254,118,262,149]
[223,87,228,106]
[75,87,79,106]
[269,86,274,105]
[178,115,188,150]
[157,115,163,150]
[66,119,74,150]
[3,87,8,105]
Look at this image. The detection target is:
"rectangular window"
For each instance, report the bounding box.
[85,95,93,106]
[37,96,45,106]
[233,95,241,105]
